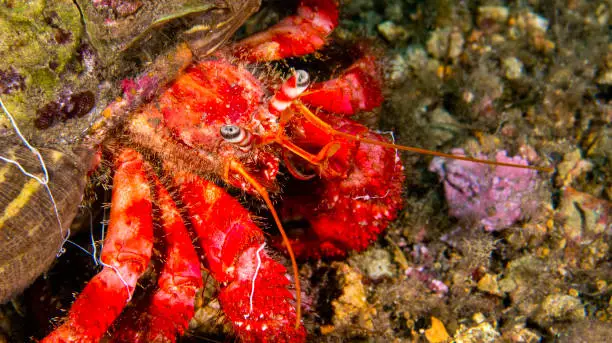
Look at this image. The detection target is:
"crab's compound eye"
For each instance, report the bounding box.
[220,125,243,142]
[220,125,253,150]
[295,70,309,88]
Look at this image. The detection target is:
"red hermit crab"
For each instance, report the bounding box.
[31,0,548,342]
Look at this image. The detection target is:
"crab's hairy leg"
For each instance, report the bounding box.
[111,176,202,343]
[228,160,302,329]
[175,173,306,343]
[232,0,338,62]
[299,55,383,115]
[42,149,154,343]
[85,45,193,147]
[143,177,203,340]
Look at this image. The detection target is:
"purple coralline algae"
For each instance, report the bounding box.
[429,149,538,231]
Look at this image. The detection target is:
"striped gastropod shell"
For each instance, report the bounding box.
[0,141,90,303]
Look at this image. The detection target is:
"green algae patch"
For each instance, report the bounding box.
[0,0,83,135]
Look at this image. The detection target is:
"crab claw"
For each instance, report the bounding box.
[277,115,405,258]
[232,0,339,62]
[300,55,383,115]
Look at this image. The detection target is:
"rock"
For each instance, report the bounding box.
[502,57,524,80]
[425,316,450,343]
[189,274,232,337]
[0,0,84,135]
[350,248,395,280]
[477,6,509,27]
[510,11,555,52]
[498,256,553,316]
[555,187,611,244]
[477,273,502,296]
[427,27,465,60]
[533,294,585,328]
[514,11,549,34]
[405,45,430,69]
[426,107,461,147]
[325,262,376,336]
[453,319,501,343]
[384,53,408,87]
[377,21,409,43]
[502,323,541,343]
[596,69,612,85]
[555,149,593,187]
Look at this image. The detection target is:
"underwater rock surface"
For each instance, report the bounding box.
[0,0,609,342]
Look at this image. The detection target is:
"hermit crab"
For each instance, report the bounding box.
[0,0,550,342]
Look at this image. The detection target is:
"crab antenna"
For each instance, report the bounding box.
[294,102,554,173]
[229,160,302,329]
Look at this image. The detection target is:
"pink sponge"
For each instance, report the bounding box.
[430,149,538,231]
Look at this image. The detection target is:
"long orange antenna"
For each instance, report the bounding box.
[294,102,554,173]
[229,160,302,329]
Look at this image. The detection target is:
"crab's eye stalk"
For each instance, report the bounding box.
[220,125,253,150]
[295,70,309,88]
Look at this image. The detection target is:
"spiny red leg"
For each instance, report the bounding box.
[43,149,154,342]
[111,176,202,343]
[232,0,338,62]
[175,173,306,343]
[299,55,383,115]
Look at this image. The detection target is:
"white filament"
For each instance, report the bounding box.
[249,243,266,316]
